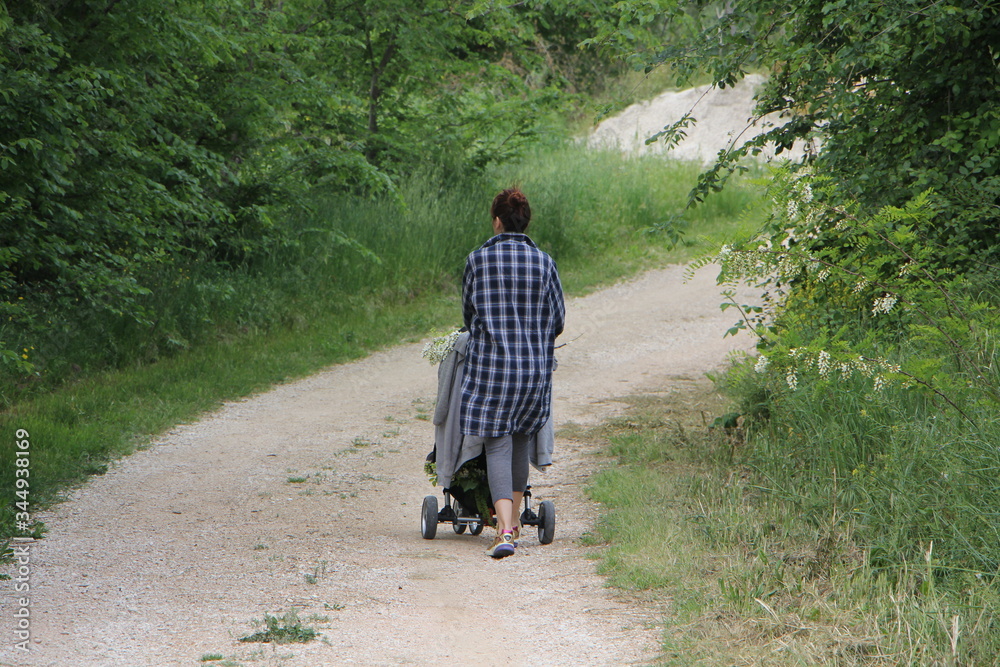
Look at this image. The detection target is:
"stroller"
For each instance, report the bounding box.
[420,452,555,543]
[419,331,556,544]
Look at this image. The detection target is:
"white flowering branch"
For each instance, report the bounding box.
[712,165,1000,417]
[717,217,990,402]
[421,329,461,365]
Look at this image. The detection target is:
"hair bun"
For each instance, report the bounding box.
[491,187,532,233]
[507,190,530,218]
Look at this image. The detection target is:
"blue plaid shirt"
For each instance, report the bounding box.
[460,233,565,438]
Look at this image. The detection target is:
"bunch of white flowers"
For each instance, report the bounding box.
[421,329,461,365]
[754,348,899,392]
[817,350,832,378]
[800,183,814,203]
[785,369,799,390]
[786,199,800,221]
[754,354,770,373]
[872,293,898,315]
[839,356,900,384]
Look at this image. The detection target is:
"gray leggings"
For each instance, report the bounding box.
[484,433,530,505]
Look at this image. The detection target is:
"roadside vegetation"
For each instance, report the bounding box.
[584,0,1000,663]
[237,611,318,645]
[583,381,1000,664]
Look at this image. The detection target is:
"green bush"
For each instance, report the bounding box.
[0,0,640,391]
[716,168,1000,577]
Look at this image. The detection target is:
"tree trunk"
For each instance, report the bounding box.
[365,30,396,161]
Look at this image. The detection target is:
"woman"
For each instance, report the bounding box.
[460,187,565,559]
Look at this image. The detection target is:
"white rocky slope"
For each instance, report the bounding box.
[588,73,811,164]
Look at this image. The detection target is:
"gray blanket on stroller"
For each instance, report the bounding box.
[433,331,554,490]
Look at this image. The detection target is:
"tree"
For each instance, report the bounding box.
[0,0,380,380]
[628,1,1000,584]
[298,0,612,172]
[635,0,1000,265]
[0,0,626,386]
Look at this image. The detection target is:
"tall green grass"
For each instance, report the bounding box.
[584,383,1000,664]
[723,347,1000,576]
[3,145,759,402]
[0,143,763,539]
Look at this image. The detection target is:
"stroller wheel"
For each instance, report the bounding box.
[421,495,438,540]
[469,521,485,536]
[538,500,555,545]
[452,500,467,534]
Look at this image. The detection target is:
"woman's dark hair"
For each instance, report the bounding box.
[491,188,531,233]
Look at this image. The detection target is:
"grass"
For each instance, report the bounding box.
[724,355,1000,579]
[238,611,318,644]
[0,142,762,539]
[304,561,327,585]
[581,379,1000,665]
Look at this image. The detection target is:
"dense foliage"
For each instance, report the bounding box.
[0,0,626,401]
[637,0,1000,260]
[604,1,1000,657]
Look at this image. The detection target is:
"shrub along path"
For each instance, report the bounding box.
[0,264,753,666]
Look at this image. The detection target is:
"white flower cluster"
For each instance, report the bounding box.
[786,199,800,221]
[754,348,900,393]
[817,350,832,378]
[785,369,798,390]
[846,355,901,392]
[872,293,898,315]
[775,253,804,280]
[783,170,819,228]
[421,329,461,365]
[754,354,769,373]
[800,183,814,203]
[852,279,870,294]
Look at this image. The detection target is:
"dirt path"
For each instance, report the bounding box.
[0,264,754,667]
